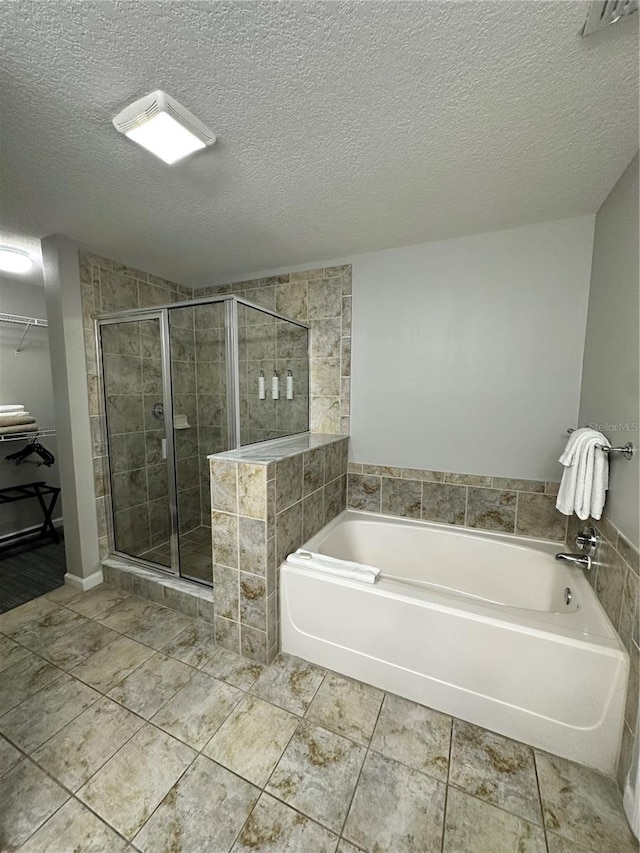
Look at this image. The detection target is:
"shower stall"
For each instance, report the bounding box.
[96,295,309,586]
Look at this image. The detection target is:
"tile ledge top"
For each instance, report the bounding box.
[209,432,348,464]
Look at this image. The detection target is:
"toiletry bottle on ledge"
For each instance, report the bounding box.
[272,370,279,400]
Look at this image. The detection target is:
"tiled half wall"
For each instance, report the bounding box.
[348,463,566,541]
[209,435,349,664]
[567,513,639,792]
[198,264,352,434]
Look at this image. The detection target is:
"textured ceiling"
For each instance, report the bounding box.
[0,1,638,286]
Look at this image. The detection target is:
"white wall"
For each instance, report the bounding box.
[0,277,60,536]
[579,154,639,546]
[349,216,595,481]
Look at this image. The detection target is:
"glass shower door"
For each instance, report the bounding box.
[169,301,230,584]
[100,315,175,572]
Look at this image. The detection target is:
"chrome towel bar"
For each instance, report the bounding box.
[566,428,635,460]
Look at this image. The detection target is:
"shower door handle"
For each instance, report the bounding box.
[161,438,167,460]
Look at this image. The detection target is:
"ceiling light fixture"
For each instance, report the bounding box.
[112,90,217,165]
[0,247,33,274]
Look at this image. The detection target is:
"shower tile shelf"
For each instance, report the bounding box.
[0,429,56,442]
[0,312,48,354]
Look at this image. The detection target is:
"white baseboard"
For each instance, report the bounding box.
[64,569,103,592]
[0,516,64,544]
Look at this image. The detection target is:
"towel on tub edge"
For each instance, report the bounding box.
[286,549,381,583]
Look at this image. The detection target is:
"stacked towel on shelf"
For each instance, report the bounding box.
[0,404,38,435]
[286,549,381,583]
[556,428,610,520]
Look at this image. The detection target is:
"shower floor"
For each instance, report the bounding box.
[140,525,212,584]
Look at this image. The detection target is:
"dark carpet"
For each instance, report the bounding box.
[0,532,66,613]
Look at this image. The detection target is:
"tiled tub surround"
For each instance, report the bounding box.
[0,585,637,853]
[348,463,567,542]
[198,264,352,435]
[210,434,349,664]
[567,512,639,794]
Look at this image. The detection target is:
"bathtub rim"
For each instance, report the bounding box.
[296,509,625,650]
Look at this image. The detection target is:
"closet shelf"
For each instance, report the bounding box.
[0,312,48,354]
[0,429,56,443]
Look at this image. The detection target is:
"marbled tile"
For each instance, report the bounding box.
[214,615,240,653]
[163,585,199,617]
[617,533,639,573]
[305,672,384,746]
[276,501,303,566]
[32,696,144,791]
[276,280,308,319]
[160,620,216,668]
[303,446,326,495]
[18,797,129,853]
[0,633,30,672]
[213,564,240,621]
[97,597,193,649]
[303,487,326,541]
[205,693,299,786]
[446,472,492,487]
[211,510,239,568]
[0,672,99,753]
[107,652,196,718]
[210,459,238,512]
[240,572,266,630]
[545,481,561,496]
[324,476,344,522]
[276,453,303,512]
[536,749,637,853]
[45,584,83,605]
[0,734,23,777]
[70,635,155,693]
[625,643,638,731]
[133,754,258,853]
[348,473,381,512]
[0,652,63,715]
[325,440,346,483]
[516,493,567,541]
[241,624,268,663]
[467,487,516,532]
[337,842,362,853]
[311,359,341,396]
[9,605,89,650]
[239,516,267,574]
[64,585,131,618]
[77,724,195,840]
[0,759,69,849]
[238,463,267,519]
[202,647,266,690]
[449,720,541,824]
[37,620,120,669]
[267,720,365,832]
[370,693,452,781]
[152,670,242,750]
[232,791,338,852]
[594,536,627,627]
[130,572,163,605]
[443,786,546,853]
[251,653,325,715]
[401,467,444,482]
[381,476,422,519]
[344,750,446,853]
[308,276,342,319]
[421,481,466,525]
[493,477,545,493]
[361,464,400,477]
[310,396,341,433]
[618,568,639,651]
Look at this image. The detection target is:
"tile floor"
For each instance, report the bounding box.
[0,584,636,853]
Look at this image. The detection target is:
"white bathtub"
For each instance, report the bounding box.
[280,510,629,774]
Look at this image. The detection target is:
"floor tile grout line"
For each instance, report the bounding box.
[532,749,552,853]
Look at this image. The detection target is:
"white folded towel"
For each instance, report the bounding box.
[0,405,25,413]
[556,428,610,520]
[286,549,381,584]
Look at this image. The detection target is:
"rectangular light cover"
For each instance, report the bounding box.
[113,90,216,165]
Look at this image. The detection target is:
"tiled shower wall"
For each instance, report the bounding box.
[347,463,566,541]
[79,251,195,557]
[567,513,639,791]
[198,264,352,435]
